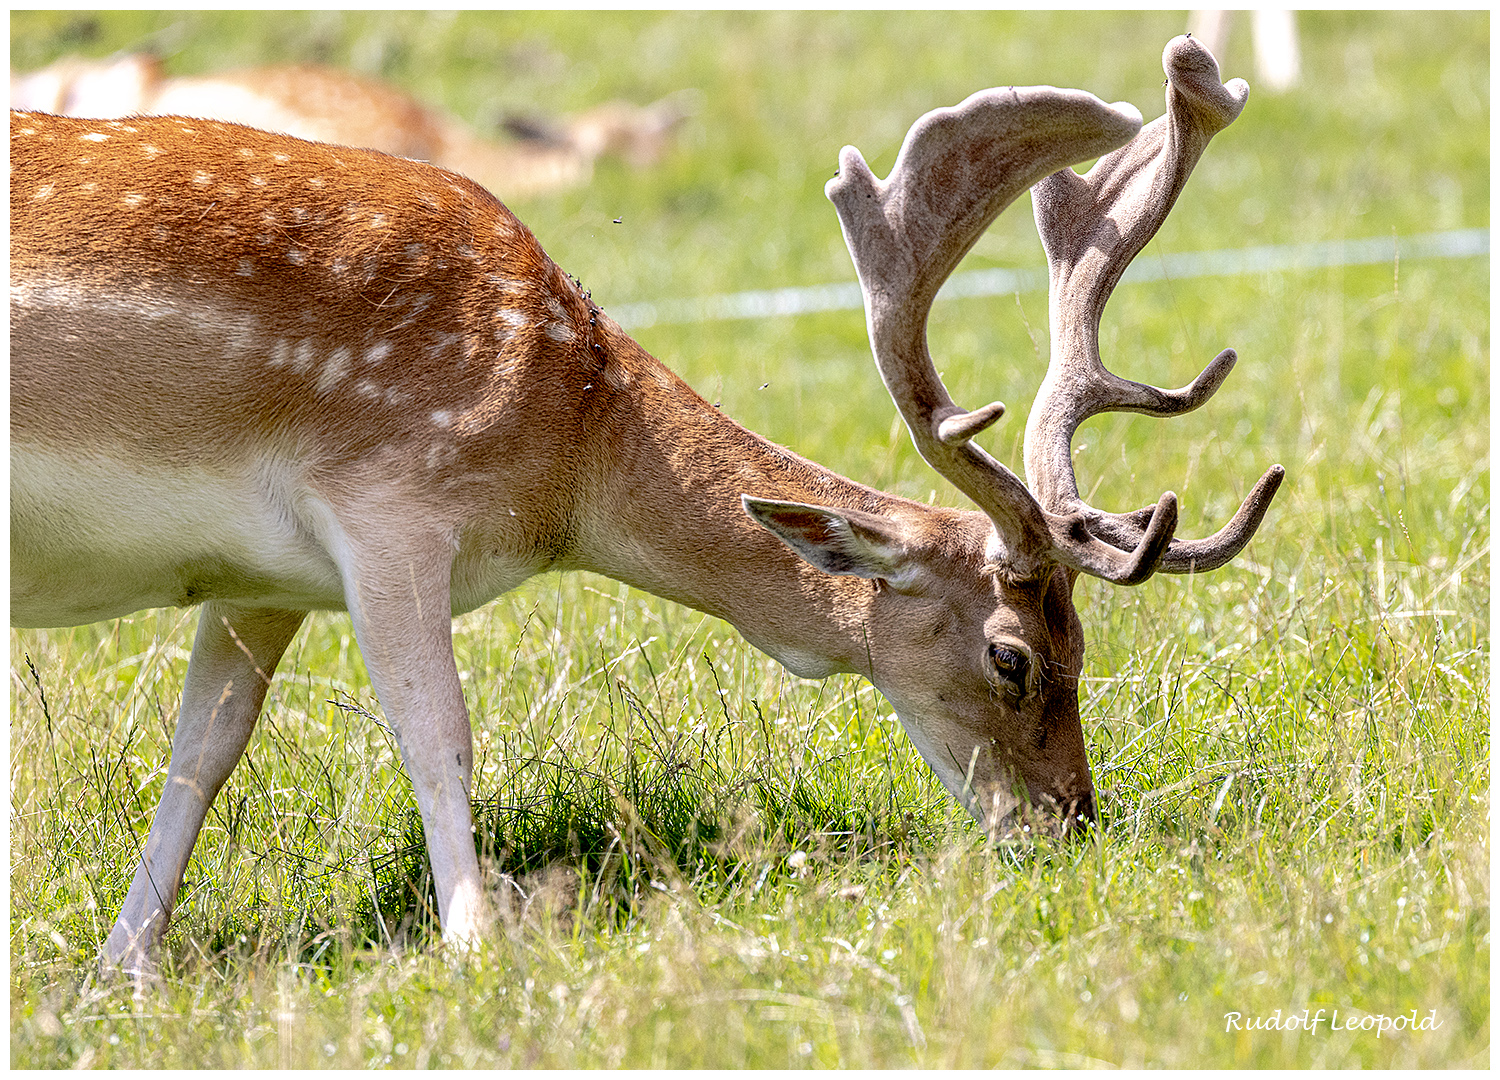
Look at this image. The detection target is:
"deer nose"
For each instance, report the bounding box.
[982,789,1095,840]
[1064,788,1097,833]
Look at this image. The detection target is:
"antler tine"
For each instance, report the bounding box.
[828,85,1141,579]
[1025,34,1284,580]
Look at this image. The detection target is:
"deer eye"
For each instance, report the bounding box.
[989,643,1030,698]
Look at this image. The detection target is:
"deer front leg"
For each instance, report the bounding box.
[103,603,306,980]
[330,516,490,951]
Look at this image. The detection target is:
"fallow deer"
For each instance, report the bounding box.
[11,51,694,198]
[10,36,1280,978]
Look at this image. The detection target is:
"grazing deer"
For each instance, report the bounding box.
[10,52,694,198]
[10,35,1280,978]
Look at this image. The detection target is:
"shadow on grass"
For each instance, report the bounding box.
[360,721,950,950]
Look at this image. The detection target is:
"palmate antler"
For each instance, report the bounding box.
[828,36,1283,584]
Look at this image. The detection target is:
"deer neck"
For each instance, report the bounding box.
[566,325,906,679]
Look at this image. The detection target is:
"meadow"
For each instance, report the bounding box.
[9,9,1488,1068]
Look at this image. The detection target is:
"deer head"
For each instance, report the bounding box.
[755,35,1282,832]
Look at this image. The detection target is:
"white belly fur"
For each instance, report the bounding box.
[11,444,546,629]
[11,445,346,627]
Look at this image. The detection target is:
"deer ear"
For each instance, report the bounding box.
[741,495,922,589]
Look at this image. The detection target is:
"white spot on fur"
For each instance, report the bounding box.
[364,340,392,366]
[317,346,352,394]
[486,273,526,293]
[273,153,291,163]
[121,193,145,209]
[369,213,388,229]
[250,175,267,187]
[193,171,213,186]
[404,243,425,259]
[293,338,316,373]
[308,176,325,188]
[142,144,161,159]
[32,184,54,202]
[543,321,575,344]
[268,337,294,368]
[431,410,453,429]
[286,249,306,266]
[80,131,108,143]
[237,147,255,159]
[237,259,255,277]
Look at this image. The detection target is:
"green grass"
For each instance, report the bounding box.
[10,9,1488,1068]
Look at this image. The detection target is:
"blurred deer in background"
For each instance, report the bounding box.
[11,36,1279,979]
[1189,9,1301,92]
[10,51,695,197]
